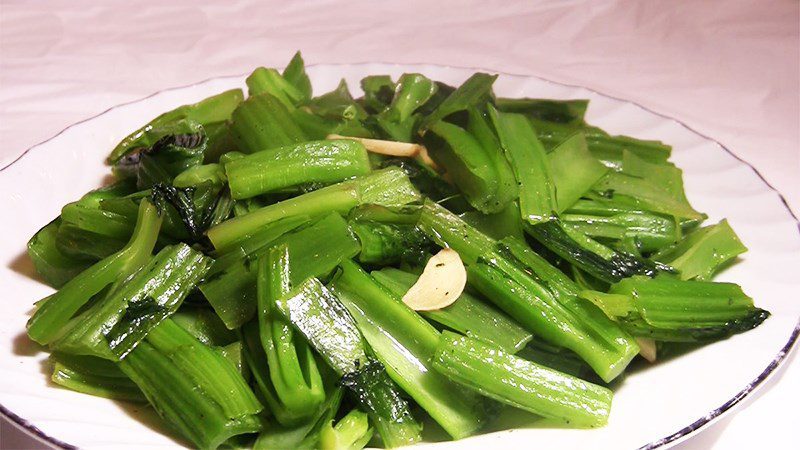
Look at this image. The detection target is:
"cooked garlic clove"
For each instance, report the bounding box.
[327,134,422,157]
[402,248,466,311]
[635,337,657,363]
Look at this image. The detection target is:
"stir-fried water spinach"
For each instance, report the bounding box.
[24,52,768,449]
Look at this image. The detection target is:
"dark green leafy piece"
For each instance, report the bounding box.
[53,243,211,359]
[114,123,207,189]
[282,51,313,103]
[360,75,396,113]
[525,219,669,284]
[306,79,367,122]
[108,89,243,164]
[350,221,431,266]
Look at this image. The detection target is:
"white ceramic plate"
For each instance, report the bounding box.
[1,64,798,450]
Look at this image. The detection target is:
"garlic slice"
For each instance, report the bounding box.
[635,337,657,363]
[327,134,423,157]
[402,248,466,311]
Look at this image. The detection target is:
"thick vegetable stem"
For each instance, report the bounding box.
[27,200,162,345]
[206,167,420,253]
[432,331,612,427]
[275,277,422,447]
[332,260,486,440]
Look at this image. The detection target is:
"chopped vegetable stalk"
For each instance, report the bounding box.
[607,276,769,341]
[431,332,613,427]
[489,105,557,223]
[562,211,679,254]
[202,213,358,329]
[146,319,262,418]
[547,132,608,212]
[225,139,371,199]
[108,89,244,164]
[332,260,486,440]
[207,168,420,253]
[229,93,306,154]
[414,203,638,381]
[516,339,594,379]
[466,260,638,383]
[246,67,306,108]
[276,278,365,374]
[372,267,532,353]
[173,163,227,188]
[636,337,657,362]
[119,339,261,449]
[653,219,746,280]
[27,200,163,345]
[319,409,374,450]
[275,278,422,447]
[417,199,496,265]
[253,244,325,425]
[52,243,211,359]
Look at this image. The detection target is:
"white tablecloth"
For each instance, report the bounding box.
[1,1,797,448]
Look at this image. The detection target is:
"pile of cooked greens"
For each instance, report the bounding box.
[26,52,768,449]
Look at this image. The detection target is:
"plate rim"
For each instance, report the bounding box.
[1,62,798,450]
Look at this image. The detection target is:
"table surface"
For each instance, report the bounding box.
[1,1,797,449]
